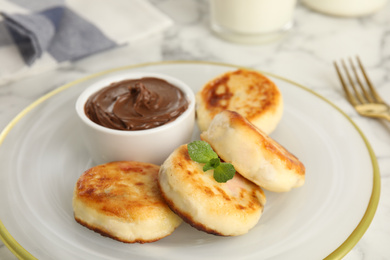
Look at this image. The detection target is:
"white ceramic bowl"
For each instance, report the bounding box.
[75,71,195,165]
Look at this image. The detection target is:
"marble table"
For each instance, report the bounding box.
[1,0,389,259]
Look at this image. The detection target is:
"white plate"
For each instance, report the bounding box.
[0,61,380,260]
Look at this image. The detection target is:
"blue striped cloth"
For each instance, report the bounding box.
[0,0,173,85]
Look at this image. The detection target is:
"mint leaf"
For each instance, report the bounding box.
[188,140,218,163]
[187,140,235,183]
[203,158,220,172]
[213,163,236,183]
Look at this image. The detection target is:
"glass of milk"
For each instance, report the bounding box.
[209,0,297,44]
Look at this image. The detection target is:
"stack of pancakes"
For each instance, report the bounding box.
[72,69,305,242]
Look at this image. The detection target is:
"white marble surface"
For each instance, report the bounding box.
[1,0,390,259]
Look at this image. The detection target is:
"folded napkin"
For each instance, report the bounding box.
[0,0,173,85]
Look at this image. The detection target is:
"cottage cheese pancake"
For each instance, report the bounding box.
[73,161,182,243]
[196,69,283,134]
[201,110,305,192]
[158,144,266,236]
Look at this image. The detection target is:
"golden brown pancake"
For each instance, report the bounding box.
[158,144,266,236]
[201,110,305,192]
[196,69,283,134]
[72,161,182,243]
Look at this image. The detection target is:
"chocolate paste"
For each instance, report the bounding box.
[84,77,189,130]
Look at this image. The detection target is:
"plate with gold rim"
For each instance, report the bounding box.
[0,61,380,260]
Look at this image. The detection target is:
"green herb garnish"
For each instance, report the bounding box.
[187,140,235,183]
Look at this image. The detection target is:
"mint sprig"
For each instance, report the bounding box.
[213,162,236,183]
[187,140,235,183]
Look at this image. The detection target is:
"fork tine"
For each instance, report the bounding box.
[341,59,366,104]
[356,56,385,103]
[349,57,374,103]
[333,61,358,106]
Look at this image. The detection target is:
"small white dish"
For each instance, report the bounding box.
[301,0,388,17]
[75,71,195,165]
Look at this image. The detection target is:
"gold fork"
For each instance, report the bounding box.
[334,56,390,122]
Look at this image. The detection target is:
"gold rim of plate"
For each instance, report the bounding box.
[0,60,381,260]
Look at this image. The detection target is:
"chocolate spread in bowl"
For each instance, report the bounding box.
[84,77,189,130]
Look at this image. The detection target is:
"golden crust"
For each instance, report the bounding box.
[226,110,305,175]
[196,69,283,134]
[158,144,266,236]
[73,217,163,244]
[201,110,305,192]
[73,161,182,243]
